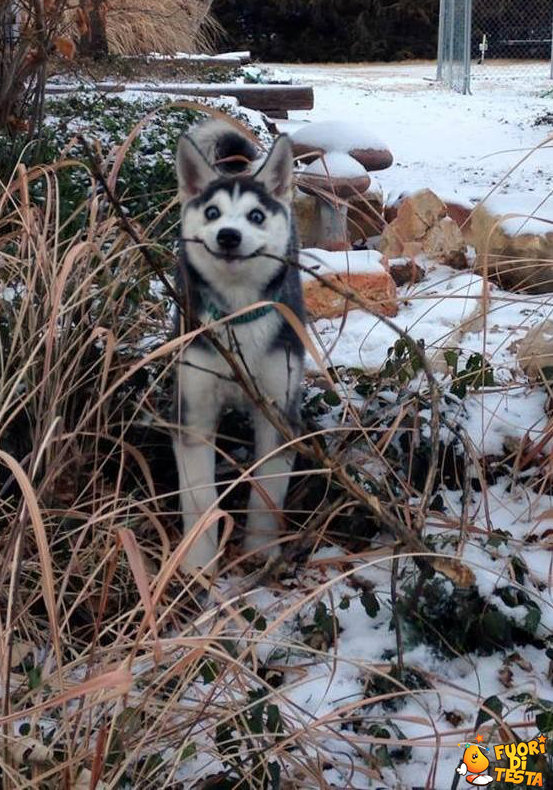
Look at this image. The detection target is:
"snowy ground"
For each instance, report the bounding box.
[275,61,553,787]
[278,60,553,210]
[154,61,553,787]
[163,63,553,789]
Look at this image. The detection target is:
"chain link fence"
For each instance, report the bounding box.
[438,0,553,93]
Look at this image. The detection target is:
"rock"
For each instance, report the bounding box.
[300,248,397,318]
[444,200,473,232]
[517,321,553,378]
[297,171,371,200]
[469,200,553,293]
[388,257,426,286]
[293,123,392,252]
[294,192,320,248]
[347,179,385,242]
[291,120,393,171]
[349,146,393,171]
[380,189,468,267]
[294,180,384,250]
[303,271,397,319]
[399,188,445,230]
[423,216,468,268]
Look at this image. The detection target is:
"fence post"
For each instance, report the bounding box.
[437,0,446,80]
[447,0,455,86]
[462,0,472,94]
[550,5,553,79]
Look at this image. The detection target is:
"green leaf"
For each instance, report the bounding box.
[475,695,503,729]
[26,666,41,690]
[215,723,240,759]
[540,365,553,381]
[313,601,339,641]
[247,700,265,735]
[323,390,341,406]
[179,743,196,761]
[444,349,459,373]
[360,590,380,618]
[267,704,284,736]
[200,659,218,684]
[242,606,267,631]
[524,604,541,634]
[481,609,512,645]
[268,760,281,788]
[141,752,163,775]
[536,711,553,733]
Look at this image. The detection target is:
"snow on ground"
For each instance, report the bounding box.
[154,62,553,787]
[264,61,553,787]
[278,60,553,208]
[300,252,553,457]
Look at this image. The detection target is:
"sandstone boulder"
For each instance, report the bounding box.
[517,321,553,378]
[469,200,553,293]
[300,249,397,318]
[424,217,468,269]
[380,189,468,267]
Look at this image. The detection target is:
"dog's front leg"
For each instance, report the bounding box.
[173,427,220,571]
[244,412,293,559]
[173,359,221,572]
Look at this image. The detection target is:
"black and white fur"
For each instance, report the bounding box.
[174,121,305,572]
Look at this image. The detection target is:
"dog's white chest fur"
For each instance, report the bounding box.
[180,309,283,412]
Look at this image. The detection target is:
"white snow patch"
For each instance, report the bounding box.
[300,248,385,280]
[462,386,548,457]
[291,119,390,153]
[303,151,370,178]
[307,265,485,371]
[482,193,553,236]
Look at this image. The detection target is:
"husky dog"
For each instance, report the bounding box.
[174,121,305,571]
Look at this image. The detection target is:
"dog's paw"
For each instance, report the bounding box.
[243,533,281,559]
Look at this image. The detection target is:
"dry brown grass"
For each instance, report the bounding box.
[0,115,551,788]
[101,0,219,56]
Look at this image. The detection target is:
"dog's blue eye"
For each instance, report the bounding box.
[204,206,220,221]
[248,209,265,225]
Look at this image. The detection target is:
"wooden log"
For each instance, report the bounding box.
[45,83,314,112]
[128,83,314,111]
[45,83,125,94]
[265,109,289,119]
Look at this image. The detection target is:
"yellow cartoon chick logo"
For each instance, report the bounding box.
[456,739,494,786]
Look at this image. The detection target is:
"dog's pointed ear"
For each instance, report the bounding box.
[255,135,294,200]
[176,135,216,200]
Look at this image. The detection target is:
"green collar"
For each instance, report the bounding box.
[205,297,279,326]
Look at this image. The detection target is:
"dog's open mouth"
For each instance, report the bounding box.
[198,239,265,262]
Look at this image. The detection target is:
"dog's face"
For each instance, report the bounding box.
[176,134,294,288]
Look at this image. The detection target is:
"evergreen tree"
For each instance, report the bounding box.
[211,0,440,62]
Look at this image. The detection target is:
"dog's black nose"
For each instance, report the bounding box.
[216,227,242,251]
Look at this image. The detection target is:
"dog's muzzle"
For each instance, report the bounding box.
[216,227,242,252]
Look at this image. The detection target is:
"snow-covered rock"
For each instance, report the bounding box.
[291,119,393,171]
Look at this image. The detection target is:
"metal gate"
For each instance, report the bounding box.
[437,0,553,93]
